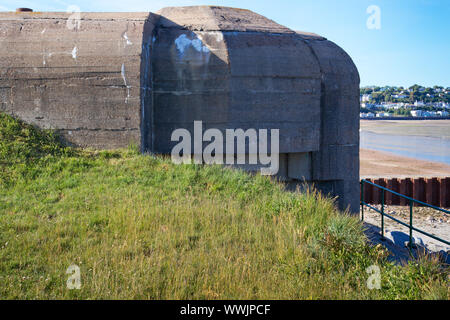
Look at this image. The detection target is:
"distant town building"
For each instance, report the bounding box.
[411,110,423,117]
[361,94,372,102]
[360,112,375,118]
[360,85,449,118]
[361,103,377,109]
[410,110,447,118]
[414,101,425,107]
[392,94,408,99]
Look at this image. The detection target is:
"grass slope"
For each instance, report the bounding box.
[0,113,448,299]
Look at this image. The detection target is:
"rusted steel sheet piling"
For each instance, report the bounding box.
[362,177,450,208]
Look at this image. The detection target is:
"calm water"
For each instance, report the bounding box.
[360,131,450,165]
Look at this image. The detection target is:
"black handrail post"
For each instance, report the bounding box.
[409,199,413,250]
[361,180,364,221]
[359,179,449,247]
[381,188,385,240]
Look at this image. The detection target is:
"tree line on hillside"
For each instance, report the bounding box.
[360,85,450,104]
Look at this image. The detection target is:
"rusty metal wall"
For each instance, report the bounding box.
[362,177,450,208]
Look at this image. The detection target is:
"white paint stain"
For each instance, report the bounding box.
[122,32,132,45]
[41,28,46,34]
[42,46,78,65]
[175,34,210,55]
[121,63,131,103]
[71,46,78,59]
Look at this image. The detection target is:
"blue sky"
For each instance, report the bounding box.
[2,0,449,87]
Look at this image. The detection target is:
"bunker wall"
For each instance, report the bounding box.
[0,12,155,149]
[0,8,361,212]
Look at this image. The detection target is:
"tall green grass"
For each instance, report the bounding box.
[0,113,448,299]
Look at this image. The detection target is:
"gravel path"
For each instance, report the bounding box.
[361,205,450,264]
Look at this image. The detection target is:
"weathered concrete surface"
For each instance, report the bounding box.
[150,7,322,154]
[0,11,154,148]
[0,6,360,212]
[156,6,294,33]
[300,35,360,212]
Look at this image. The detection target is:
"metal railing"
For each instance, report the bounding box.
[360,179,450,249]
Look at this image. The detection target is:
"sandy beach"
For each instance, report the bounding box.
[360,148,450,178]
[360,120,450,178]
[360,119,450,139]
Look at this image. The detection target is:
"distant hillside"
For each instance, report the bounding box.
[360,85,450,104]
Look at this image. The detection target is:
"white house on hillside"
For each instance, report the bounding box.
[411,110,423,117]
[361,94,372,102]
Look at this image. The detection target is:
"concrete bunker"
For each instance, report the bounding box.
[0,6,360,212]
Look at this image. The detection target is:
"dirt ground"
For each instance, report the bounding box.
[361,205,450,254]
[360,148,450,178]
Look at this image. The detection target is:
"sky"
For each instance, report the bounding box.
[1,0,449,87]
